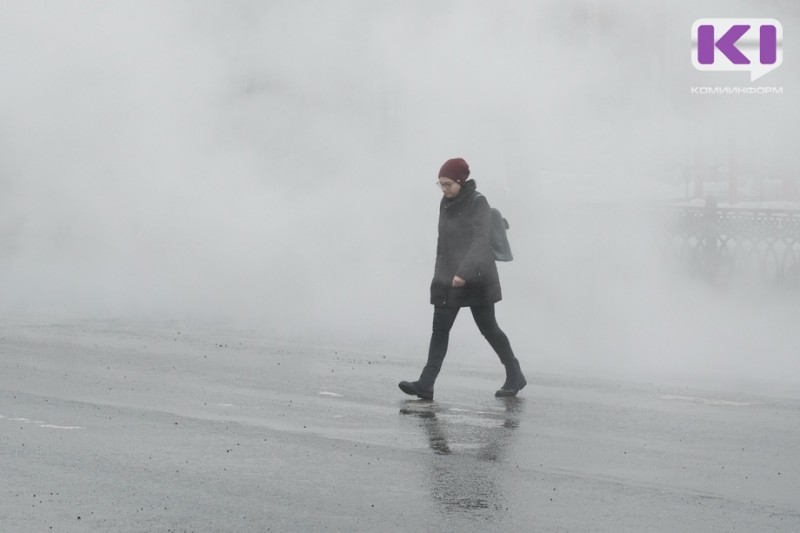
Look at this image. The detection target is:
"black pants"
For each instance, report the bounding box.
[418,304,517,387]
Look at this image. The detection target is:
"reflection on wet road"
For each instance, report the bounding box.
[400,397,525,519]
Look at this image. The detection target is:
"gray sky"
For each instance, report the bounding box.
[1,1,797,391]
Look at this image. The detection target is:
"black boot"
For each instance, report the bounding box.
[495,360,526,397]
[398,380,434,400]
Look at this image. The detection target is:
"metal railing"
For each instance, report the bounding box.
[668,198,800,285]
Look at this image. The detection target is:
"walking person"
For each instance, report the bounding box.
[399,158,526,400]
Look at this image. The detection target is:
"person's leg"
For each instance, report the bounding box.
[470,305,526,396]
[399,306,460,399]
[470,305,516,365]
[418,306,460,387]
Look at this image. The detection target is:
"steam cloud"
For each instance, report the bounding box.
[1,1,797,393]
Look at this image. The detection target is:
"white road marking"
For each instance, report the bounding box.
[2,414,85,430]
[448,408,494,415]
[661,395,757,407]
[318,392,342,397]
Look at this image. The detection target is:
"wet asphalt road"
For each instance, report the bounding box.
[1,318,799,532]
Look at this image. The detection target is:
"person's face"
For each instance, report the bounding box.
[437,177,461,198]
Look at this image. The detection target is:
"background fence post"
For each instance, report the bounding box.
[702,195,720,279]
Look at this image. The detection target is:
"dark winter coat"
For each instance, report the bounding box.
[430,179,502,307]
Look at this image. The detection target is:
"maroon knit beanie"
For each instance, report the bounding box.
[438,158,470,185]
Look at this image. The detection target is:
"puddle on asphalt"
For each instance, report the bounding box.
[399,398,525,454]
[398,399,521,521]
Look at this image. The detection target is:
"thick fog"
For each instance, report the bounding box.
[1,1,798,391]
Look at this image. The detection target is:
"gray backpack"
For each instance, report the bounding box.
[473,193,513,262]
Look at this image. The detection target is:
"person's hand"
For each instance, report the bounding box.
[452,276,466,288]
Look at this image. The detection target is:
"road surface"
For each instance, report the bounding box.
[1,317,798,532]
